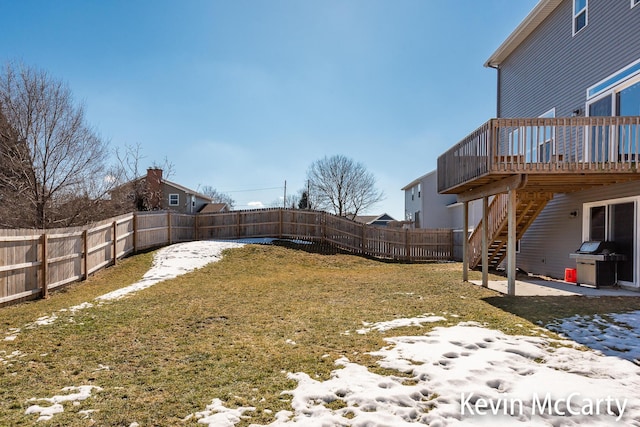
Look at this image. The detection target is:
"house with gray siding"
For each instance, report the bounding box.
[437,0,640,293]
[402,171,482,230]
[403,171,483,261]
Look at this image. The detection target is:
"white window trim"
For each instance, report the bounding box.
[585,64,640,162]
[169,193,180,206]
[573,0,588,36]
[633,0,640,9]
[582,196,639,288]
[587,57,640,100]
[585,74,640,117]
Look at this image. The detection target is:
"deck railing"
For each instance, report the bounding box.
[467,193,508,267]
[438,116,640,193]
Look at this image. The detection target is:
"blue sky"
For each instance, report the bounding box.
[1,0,538,218]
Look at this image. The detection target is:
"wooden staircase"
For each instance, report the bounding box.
[468,191,553,269]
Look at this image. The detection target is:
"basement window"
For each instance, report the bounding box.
[573,0,587,35]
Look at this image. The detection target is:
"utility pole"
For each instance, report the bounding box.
[283,180,287,209]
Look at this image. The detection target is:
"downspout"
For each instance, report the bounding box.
[487,63,501,118]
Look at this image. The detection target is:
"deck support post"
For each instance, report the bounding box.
[482,196,489,287]
[507,189,517,295]
[462,201,469,282]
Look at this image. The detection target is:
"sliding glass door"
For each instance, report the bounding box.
[586,198,637,286]
[587,78,640,162]
[588,95,612,162]
[617,81,640,160]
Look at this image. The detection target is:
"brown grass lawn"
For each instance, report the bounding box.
[1,244,639,426]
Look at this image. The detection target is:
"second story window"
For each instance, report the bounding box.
[169,194,179,206]
[573,0,587,35]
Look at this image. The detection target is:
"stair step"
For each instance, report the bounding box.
[468,192,553,269]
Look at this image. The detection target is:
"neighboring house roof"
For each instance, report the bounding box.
[113,175,213,202]
[354,213,396,225]
[198,203,230,213]
[162,178,213,202]
[484,0,563,68]
[354,215,378,224]
[401,170,435,191]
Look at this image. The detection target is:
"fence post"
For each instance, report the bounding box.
[112,221,118,266]
[279,209,283,239]
[168,211,172,245]
[133,212,138,253]
[322,212,326,244]
[361,224,366,255]
[83,229,89,280]
[449,229,454,261]
[405,229,410,262]
[237,212,241,238]
[41,233,48,299]
[194,214,199,241]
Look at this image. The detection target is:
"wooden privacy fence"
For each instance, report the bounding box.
[0,213,136,306]
[195,209,453,261]
[0,209,453,307]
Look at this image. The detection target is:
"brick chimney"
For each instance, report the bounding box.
[146,168,163,209]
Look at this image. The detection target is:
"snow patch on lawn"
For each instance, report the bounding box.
[0,349,25,365]
[356,313,447,334]
[192,323,640,426]
[547,310,640,364]
[184,398,256,427]
[96,240,245,301]
[25,385,102,422]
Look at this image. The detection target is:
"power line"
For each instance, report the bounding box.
[221,186,284,193]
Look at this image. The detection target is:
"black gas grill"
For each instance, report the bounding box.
[569,241,626,288]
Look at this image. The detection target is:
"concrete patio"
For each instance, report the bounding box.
[469,278,640,297]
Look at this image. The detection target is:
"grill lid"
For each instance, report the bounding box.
[575,241,614,254]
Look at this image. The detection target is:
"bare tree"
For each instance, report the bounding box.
[0,62,111,228]
[0,108,28,227]
[111,143,148,211]
[110,142,176,212]
[200,185,235,209]
[307,155,384,218]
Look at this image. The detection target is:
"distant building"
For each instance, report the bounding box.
[353,213,397,227]
[402,170,482,230]
[199,202,231,214]
[112,168,214,214]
